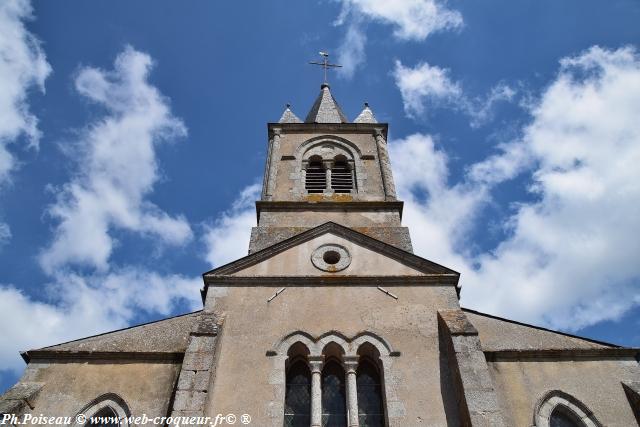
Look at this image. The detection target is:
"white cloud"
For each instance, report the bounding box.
[0,0,51,186]
[39,46,192,273]
[203,182,261,268]
[0,269,201,373]
[0,222,11,248]
[392,46,640,331]
[335,0,462,78]
[393,60,515,125]
[393,60,462,118]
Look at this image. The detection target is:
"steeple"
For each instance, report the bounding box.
[354,102,378,124]
[278,104,302,123]
[304,84,348,123]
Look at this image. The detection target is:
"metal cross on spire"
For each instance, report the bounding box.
[309,52,342,85]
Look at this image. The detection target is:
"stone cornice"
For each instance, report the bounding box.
[256,200,404,219]
[21,350,184,363]
[483,348,640,361]
[268,122,388,138]
[204,275,459,287]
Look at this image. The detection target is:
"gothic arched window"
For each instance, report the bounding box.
[284,359,312,427]
[322,360,347,427]
[89,407,120,426]
[534,390,600,427]
[356,359,385,427]
[73,393,130,427]
[305,156,326,193]
[331,155,353,193]
[549,406,584,427]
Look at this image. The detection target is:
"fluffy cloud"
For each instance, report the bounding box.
[335,0,462,77]
[0,269,201,373]
[1,46,204,376]
[392,46,640,331]
[39,46,192,273]
[0,0,50,246]
[203,182,261,268]
[393,60,515,125]
[0,0,50,185]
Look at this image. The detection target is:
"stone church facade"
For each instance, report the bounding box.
[2,84,639,427]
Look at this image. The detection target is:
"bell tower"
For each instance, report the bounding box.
[250,83,413,254]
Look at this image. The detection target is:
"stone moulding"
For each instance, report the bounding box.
[267,122,388,139]
[20,350,184,363]
[484,348,640,361]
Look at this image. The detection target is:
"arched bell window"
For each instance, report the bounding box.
[305,155,326,193]
[322,360,347,427]
[284,359,312,427]
[356,359,384,427]
[331,155,353,193]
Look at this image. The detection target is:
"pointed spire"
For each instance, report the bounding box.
[354,102,378,124]
[305,84,348,123]
[278,103,302,123]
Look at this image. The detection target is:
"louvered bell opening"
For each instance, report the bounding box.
[305,161,326,193]
[331,161,353,193]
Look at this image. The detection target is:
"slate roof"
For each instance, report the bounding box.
[27,310,201,355]
[354,103,378,123]
[278,104,302,123]
[305,84,349,123]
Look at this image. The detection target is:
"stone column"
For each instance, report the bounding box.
[309,356,324,427]
[323,159,334,194]
[374,129,397,200]
[344,357,360,427]
[263,128,281,200]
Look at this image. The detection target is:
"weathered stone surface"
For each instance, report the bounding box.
[182,352,213,371]
[37,311,199,353]
[249,226,413,253]
[464,309,613,351]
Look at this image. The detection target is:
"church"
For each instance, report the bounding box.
[1,81,639,427]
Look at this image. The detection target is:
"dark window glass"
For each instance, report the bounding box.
[331,161,353,193]
[306,160,326,193]
[322,361,347,427]
[283,360,311,427]
[357,360,384,427]
[89,407,119,427]
[550,406,584,427]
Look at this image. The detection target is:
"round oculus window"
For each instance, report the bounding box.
[311,244,351,272]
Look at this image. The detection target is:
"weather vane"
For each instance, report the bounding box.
[309,51,342,85]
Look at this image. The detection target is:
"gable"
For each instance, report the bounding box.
[205,222,458,282]
[230,232,426,277]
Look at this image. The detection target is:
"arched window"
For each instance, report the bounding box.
[89,407,120,426]
[534,390,601,427]
[331,156,353,193]
[322,360,347,427]
[305,156,326,193]
[550,406,584,427]
[284,359,311,427]
[72,393,130,427]
[356,359,384,427]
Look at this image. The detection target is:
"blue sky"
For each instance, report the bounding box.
[1,0,639,392]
